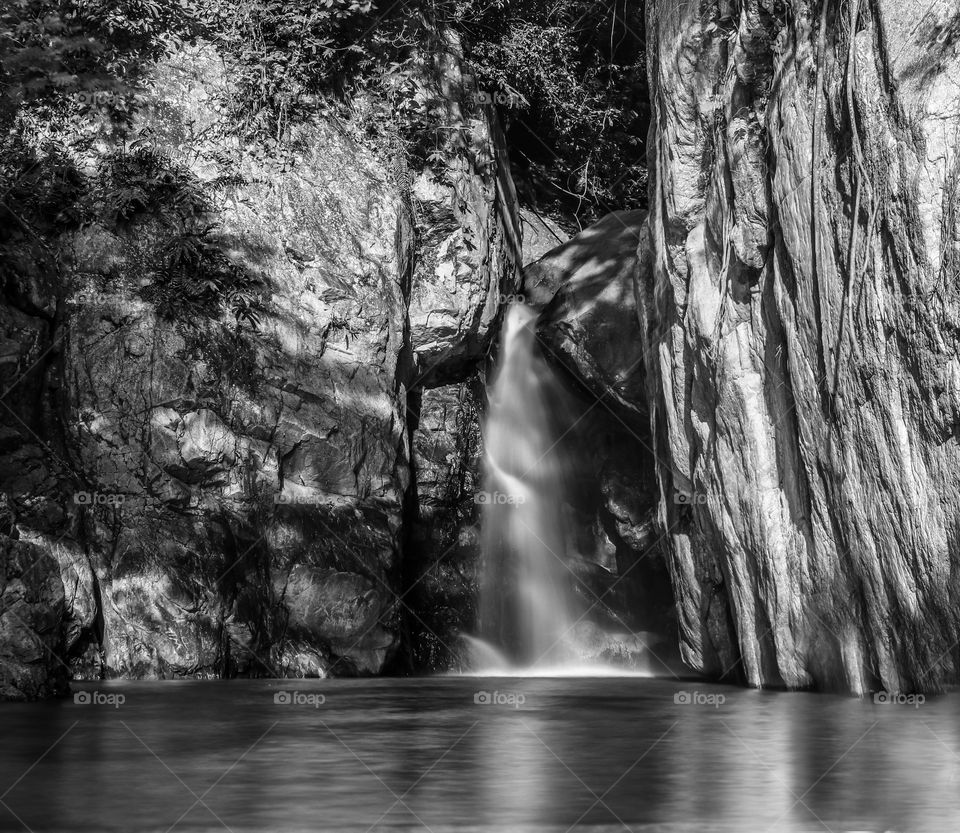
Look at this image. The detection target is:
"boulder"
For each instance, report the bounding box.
[513,211,679,658]
[0,536,68,700]
[532,209,648,413]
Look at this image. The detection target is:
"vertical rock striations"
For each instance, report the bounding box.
[642,0,960,692]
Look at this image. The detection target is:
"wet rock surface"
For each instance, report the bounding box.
[404,379,485,671]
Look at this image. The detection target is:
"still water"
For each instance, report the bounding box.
[1,677,958,832]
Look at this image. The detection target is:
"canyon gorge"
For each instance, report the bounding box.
[3,0,960,700]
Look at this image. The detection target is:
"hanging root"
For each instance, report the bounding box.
[810,0,834,421]
[830,0,876,422]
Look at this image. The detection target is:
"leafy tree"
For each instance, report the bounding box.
[453,0,648,222]
[1,0,649,300]
[0,0,263,328]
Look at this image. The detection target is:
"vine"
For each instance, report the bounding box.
[830,0,884,421]
[810,0,834,422]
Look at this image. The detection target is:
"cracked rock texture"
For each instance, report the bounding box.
[0,529,69,700]
[407,31,522,387]
[642,0,960,692]
[0,36,519,694]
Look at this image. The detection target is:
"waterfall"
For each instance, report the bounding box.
[477,304,578,667]
[458,302,656,677]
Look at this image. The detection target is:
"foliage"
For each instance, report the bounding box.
[190,0,401,139]
[1,0,649,306]
[0,2,264,329]
[92,146,264,327]
[452,0,648,219]
[0,0,188,126]
[181,0,649,219]
[0,127,85,296]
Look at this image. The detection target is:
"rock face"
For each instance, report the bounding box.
[0,34,519,694]
[533,210,649,412]
[518,208,569,267]
[528,213,679,663]
[641,0,960,692]
[0,533,69,700]
[3,45,413,682]
[397,30,522,670]
[407,31,522,387]
[405,380,485,671]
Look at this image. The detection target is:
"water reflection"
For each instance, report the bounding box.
[1,678,958,832]
[475,710,552,826]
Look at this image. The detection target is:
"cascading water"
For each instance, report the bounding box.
[476,303,578,667]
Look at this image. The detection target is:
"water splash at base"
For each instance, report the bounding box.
[457,634,654,678]
[470,303,655,678]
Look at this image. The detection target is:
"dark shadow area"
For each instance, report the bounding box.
[899,10,960,86]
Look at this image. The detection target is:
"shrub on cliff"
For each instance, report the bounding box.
[1,0,648,276]
[0,0,265,327]
[452,0,648,220]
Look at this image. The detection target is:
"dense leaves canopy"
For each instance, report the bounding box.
[0,0,647,309]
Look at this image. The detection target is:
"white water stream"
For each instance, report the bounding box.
[475,304,579,668]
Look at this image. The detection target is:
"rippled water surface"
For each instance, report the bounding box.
[2,677,959,832]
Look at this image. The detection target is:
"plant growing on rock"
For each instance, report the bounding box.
[91,146,265,328]
[450,0,649,221]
